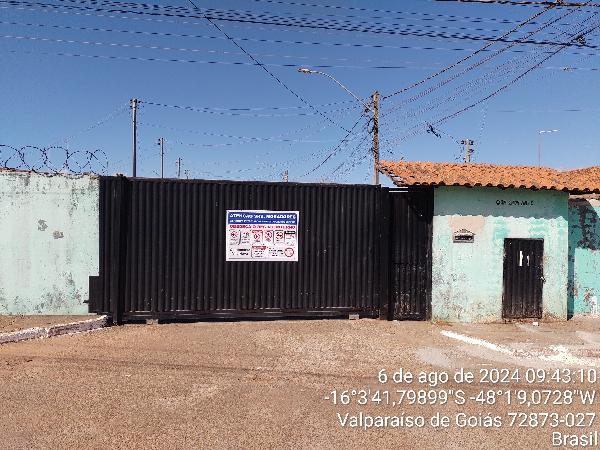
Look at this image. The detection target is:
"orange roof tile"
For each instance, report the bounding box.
[379,161,600,194]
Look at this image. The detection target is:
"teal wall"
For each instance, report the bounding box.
[432,186,569,322]
[568,198,600,315]
[0,171,99,315]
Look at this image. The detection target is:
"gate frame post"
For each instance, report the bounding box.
[378,187,392,320]
[109,175,129,325]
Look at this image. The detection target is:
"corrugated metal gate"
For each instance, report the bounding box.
[89,176,432,323]
[90,177,390,322]
[388,188,433,320]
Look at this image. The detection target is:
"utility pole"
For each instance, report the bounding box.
[176,157,182,179]
[131,98,138,177]
[297,68,379,185]
[372,91,380,185]
[282,169,289,182]
[157,137,165,178]
[461,139,474,163]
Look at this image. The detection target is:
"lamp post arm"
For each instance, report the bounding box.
[310,70,371,111]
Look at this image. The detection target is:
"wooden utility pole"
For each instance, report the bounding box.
[372,91,380,185]
[157,137,165,178]
[131,98,138,177]
[176,157,182,179]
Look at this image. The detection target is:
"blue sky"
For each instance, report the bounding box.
[1,0,599,184]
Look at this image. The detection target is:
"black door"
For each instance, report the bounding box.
[389,189,433,320]
[502,238,544,319]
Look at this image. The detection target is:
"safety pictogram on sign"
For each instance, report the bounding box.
[226,210,299,262]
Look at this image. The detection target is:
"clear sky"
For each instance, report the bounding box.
[1,0,599,185]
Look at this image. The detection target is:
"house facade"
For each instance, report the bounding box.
[569,195,600,315]
[381,161,600,323]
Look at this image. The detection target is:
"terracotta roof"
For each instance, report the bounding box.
[379,161,600,194]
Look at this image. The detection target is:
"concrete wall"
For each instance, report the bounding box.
[568,198,600,315]
[0,171,99,315]
[431,186,569,322]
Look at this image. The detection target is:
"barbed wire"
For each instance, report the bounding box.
[0,144,108,175]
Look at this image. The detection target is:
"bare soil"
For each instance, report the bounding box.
[0,318,598,449]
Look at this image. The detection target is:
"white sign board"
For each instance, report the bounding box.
[226,210,299,262]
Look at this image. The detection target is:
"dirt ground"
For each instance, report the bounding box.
[0,317,599,449]
[0,315,92,333]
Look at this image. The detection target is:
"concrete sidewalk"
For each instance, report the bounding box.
[0,315,108,345]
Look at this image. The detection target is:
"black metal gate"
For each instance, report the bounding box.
[90,177,388,323]
[502,238,544,319]
[388,188,433,320]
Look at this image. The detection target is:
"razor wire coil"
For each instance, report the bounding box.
[0,144,109,176]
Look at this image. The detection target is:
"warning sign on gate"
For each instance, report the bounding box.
[226,210,299,262]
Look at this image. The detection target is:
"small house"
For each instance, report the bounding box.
[380,161,600,323]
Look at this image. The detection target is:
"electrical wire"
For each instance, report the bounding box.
[137,122,342,144]
[6,17,598,61]
[50,102,129,145]
[381,4,553,100]
[244,0,532,24]
[379,8,599,147]
[182,0,351,133]
[300,113,368,178]
[3,0,596,48]
[2,21,488,68]
[385,16,600,147]
[380,4,593,131]
[436,0,599,7]
[2,33,451,70]
[139,100,357,117]
[5,1,599,58]
[382,3,582,114]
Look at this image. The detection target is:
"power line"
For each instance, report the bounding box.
[0,21,449,67]
[5,17,598,59]
[380,3,593,130]
[47,0,564,27]
[2,33,454,71]
[378,7,598,142]
[137,121,343,144]
[51,102,129,145]
[382,4,554,100]
[5,45,452,71]
[243,0,532,24]
[139,99,357,117]
[44,0,532,30]
[183,0,351,133]
[436,20,600,122]
[19,2,589,67]
[382,3,584,112]
[1,2,536,40]
[386,16,600,147]
[4,0,597,48]
[300,113,368,178]
[436,0,600,6]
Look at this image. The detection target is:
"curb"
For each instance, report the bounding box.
[0,315,108,345]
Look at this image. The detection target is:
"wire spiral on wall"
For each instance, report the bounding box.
[0,144,109,175]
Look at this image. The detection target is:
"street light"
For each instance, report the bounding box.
[297,67,380,184]
[537,129,559,166]
[297,67,371,112]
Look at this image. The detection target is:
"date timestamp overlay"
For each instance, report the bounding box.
[323,368,598,447]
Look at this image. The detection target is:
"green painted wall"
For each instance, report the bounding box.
[568,198,600,315]
[0,171,99,315]
[432,186,569,322]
